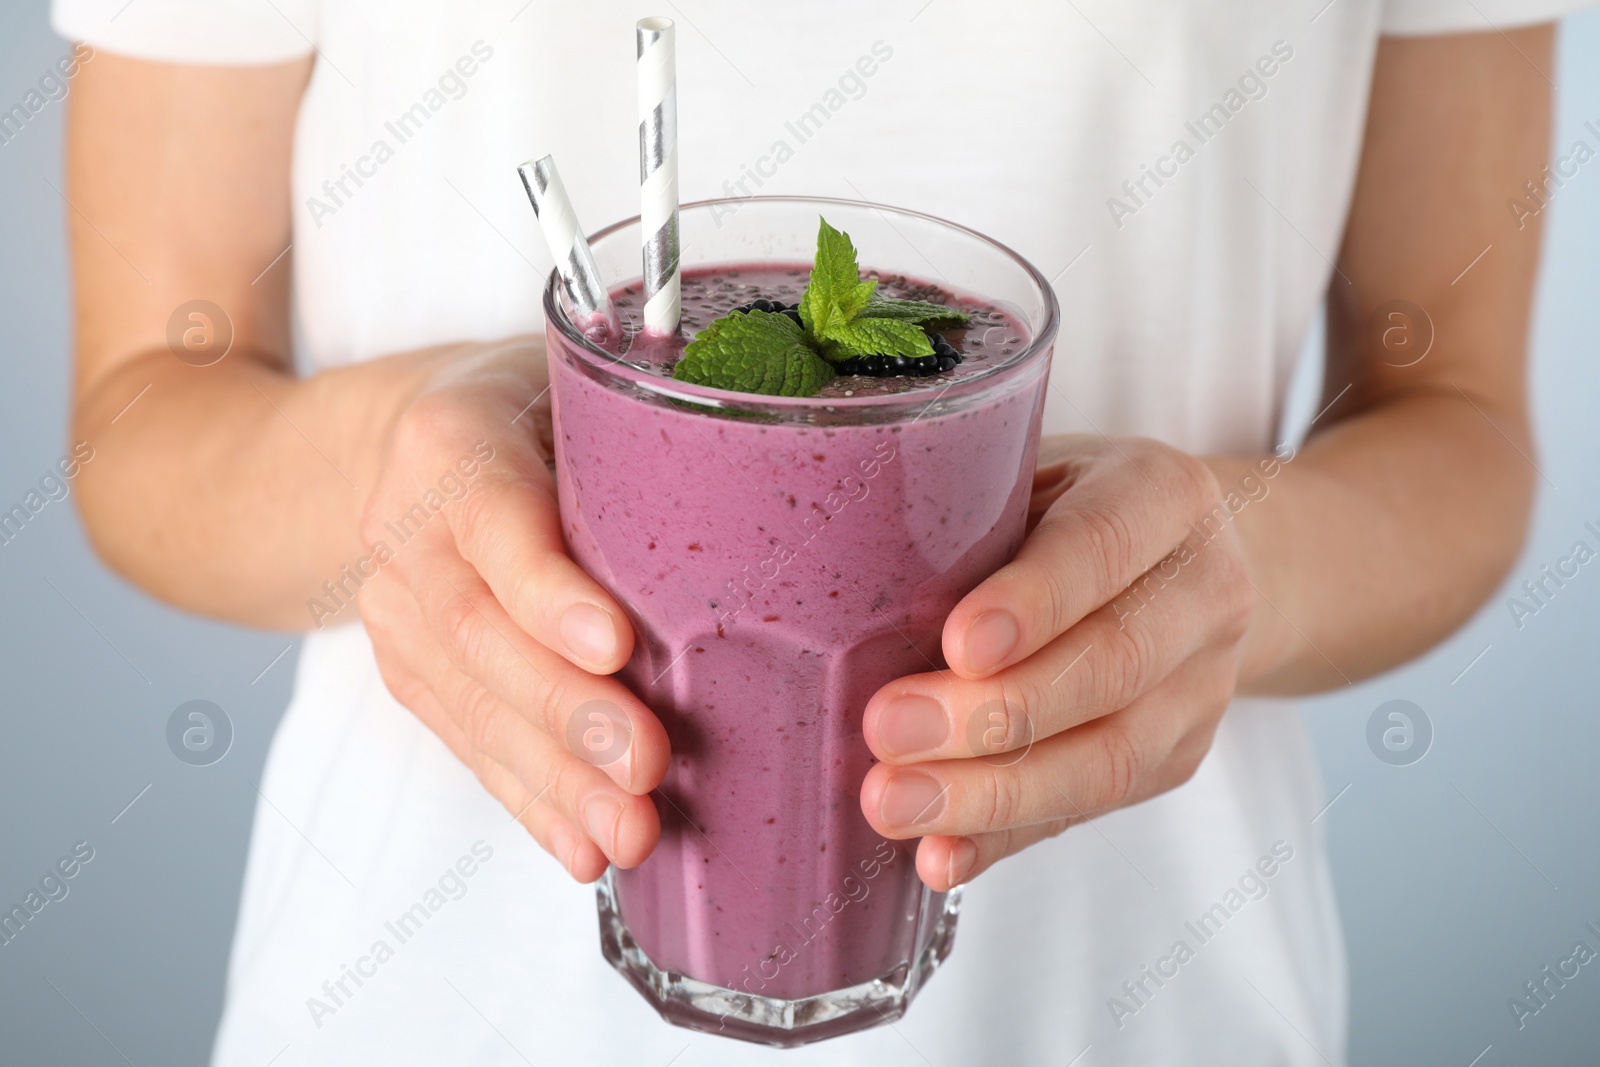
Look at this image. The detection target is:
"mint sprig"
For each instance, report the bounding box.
[671,217,970,397]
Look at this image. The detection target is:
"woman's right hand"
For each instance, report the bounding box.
[355,336,668,882]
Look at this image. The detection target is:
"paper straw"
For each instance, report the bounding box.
[517,155,619,343]
[636,16,680,336]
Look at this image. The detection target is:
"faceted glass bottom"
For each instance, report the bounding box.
[595,869,962,1048]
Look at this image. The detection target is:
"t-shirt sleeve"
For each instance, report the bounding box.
[1382,0,1596,35]
[51,0,316,64]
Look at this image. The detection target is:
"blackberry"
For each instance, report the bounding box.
[834,332,966,378]
[928,333,963,362]
[835,352,942,378]
[730,297,806,327]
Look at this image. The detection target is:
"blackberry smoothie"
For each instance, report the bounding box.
[545,198,1057,1046]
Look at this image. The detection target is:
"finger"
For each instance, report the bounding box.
[430,665,662,869]
[391,593,661,868]
[942,439,1221,678]
[367,626,611,881]
[405,555,670,794]
[448,457,636,675]
[913,722,1214,891]
[400,680,611,883]
[861,653,1227,841]
[865,539,1241,763]
[478,746,612,884]
[913,823,1074,893]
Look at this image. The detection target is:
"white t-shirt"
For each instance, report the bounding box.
[53,2,1586,1064]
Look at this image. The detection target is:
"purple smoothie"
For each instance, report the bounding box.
[549,262,1050,1033]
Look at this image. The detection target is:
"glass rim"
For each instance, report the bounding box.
[543,194,1060,417]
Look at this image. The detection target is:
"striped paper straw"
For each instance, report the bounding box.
[517,155,619,343]
[636,16,680,336]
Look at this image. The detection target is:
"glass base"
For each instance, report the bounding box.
[596,869,962,1048]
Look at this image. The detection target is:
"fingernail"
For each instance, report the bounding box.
[877,694,949,757]
[965,610,1020,673]
[561,603,617,666]
[582,793,624,856]
[880,772,947,828]
[947,837,979,887]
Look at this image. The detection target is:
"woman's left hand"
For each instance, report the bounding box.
[860,435,1258,891]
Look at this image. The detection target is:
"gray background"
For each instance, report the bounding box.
[1,3,1597,1064]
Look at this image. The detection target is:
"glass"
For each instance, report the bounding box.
[544,196,1058,1047]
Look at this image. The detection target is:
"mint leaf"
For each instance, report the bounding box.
[799,218,877,339]
[820,317,934,360]
[672,311,835,397]
[858,295,970,324]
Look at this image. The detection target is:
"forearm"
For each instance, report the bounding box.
[1210,385,1534,695]
[72,347,446,631]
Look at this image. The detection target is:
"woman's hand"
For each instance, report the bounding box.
[356,336,669,882]
[860,435,1256,891]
